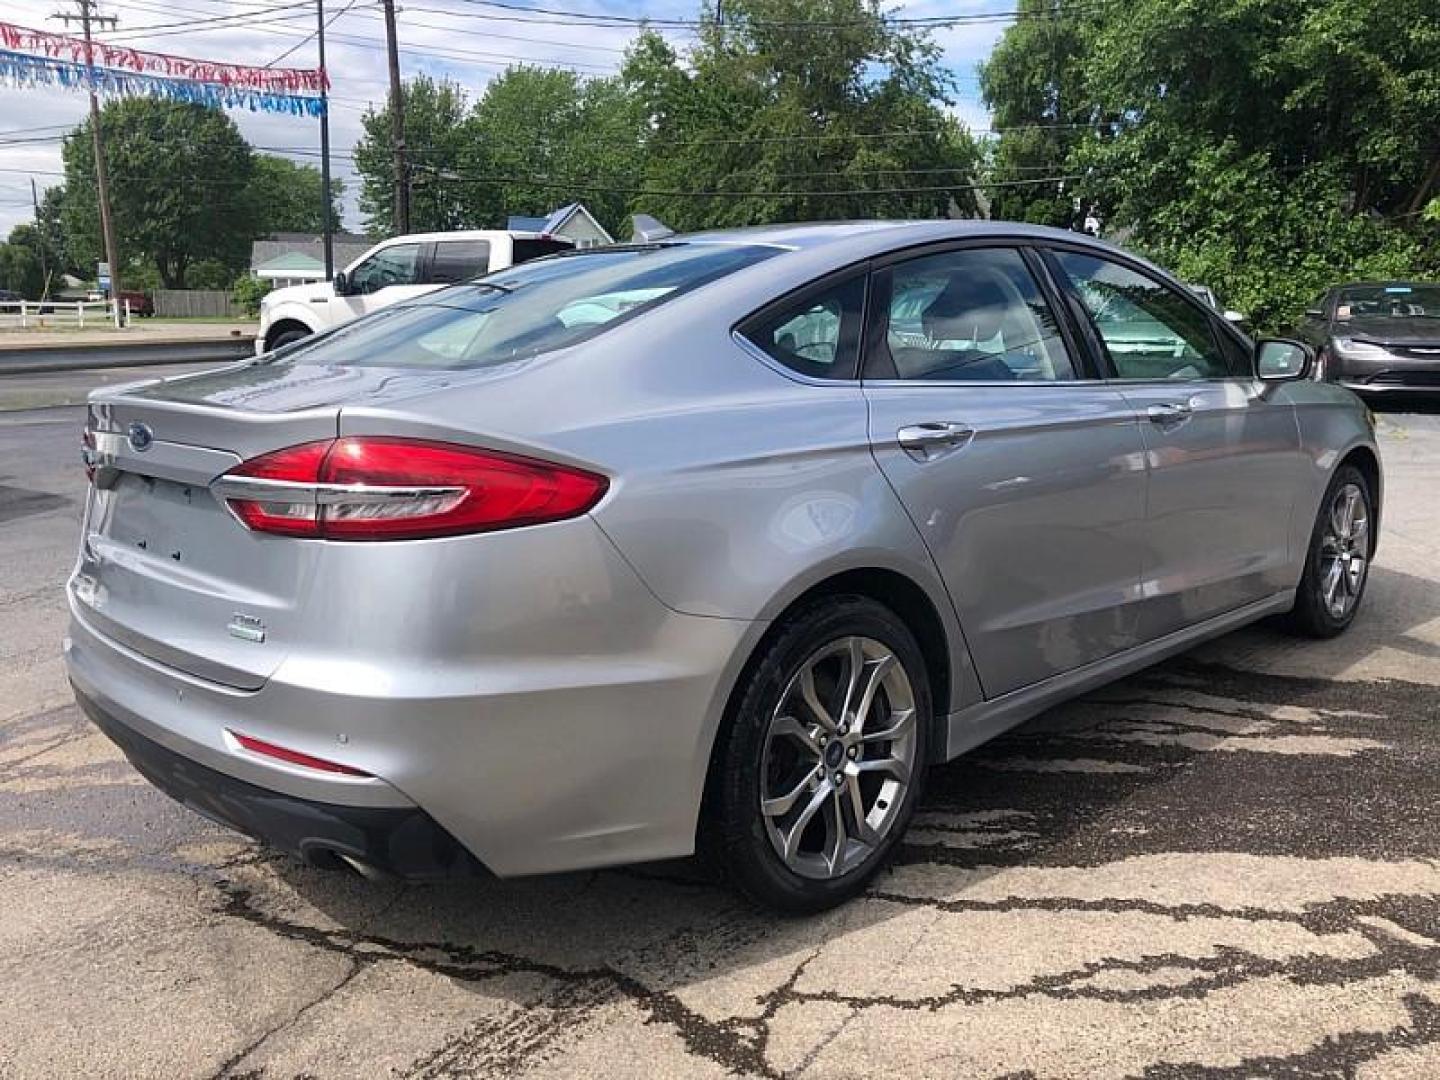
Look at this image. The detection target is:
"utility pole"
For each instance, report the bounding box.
[380,0,409,234]
[30,177,50,299]
[316,0,334,278]
[53,0,124,327]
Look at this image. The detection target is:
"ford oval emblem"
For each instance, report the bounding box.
[127,422,154,452]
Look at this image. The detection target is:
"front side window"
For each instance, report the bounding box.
[741,276,865,379]
[428,240,491,284]
[1054,251,1235,380]
[349,243,423,294]
[876,247,1075,382]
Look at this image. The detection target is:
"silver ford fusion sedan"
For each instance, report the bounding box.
[67,222,1381,911]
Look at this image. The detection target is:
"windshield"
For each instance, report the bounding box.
[275,243,781,370]
[1336,284,1440,321]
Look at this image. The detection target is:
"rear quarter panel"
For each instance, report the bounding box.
[1274,380,1382,563]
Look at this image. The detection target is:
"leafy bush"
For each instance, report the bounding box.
[232,275,272,318]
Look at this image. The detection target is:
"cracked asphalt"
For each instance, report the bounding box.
[2,390,1439,1079]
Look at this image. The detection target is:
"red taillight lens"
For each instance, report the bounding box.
[218,437,607,541]
[230,731,372,776]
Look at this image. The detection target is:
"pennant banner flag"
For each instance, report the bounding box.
[0,21,327,95]
[0,47,327,117]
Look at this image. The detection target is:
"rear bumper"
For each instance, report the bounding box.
[64,515,763,877]
[75,687,483,879]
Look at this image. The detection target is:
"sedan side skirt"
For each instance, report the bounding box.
[942,590,1296,761]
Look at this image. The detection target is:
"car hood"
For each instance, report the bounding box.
[1334,316,1440,348]
[265,280,335,307]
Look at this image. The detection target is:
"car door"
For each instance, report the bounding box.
[862,244,1150,699]
[332,240,430,322]
[1045,246,1303,639]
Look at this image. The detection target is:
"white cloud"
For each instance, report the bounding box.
[0,0,1003,237]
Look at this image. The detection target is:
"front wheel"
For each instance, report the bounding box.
[266,327,310,351]
[707,595,931,913]
[1282,464,1373,638]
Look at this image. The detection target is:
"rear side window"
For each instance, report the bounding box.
[875,247,1076,382]
[513,238,575,264]
[1054,251,1238,379]
[741,276,866,379]
[428,240,491,283]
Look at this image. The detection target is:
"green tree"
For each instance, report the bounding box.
[978,0,1091,225]
[623,0,981,230]
[61,100,256,288]
[246,155,345,235]
[0,228,44,298]
[983,0,1440,329]
[459,67,645,236]
[354,75,470,234]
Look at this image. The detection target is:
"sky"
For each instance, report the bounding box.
[0,0,1010,240]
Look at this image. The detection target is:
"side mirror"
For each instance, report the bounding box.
[331,270,350,296]
[1222,309,1246,325]
[1256,338,1313,381]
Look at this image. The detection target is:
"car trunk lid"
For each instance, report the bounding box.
[73,361,444,690]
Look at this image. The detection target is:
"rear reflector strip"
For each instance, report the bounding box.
[229,731,372,777]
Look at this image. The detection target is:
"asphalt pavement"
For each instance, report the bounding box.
[2,392,1440,1079]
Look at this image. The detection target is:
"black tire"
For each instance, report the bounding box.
[267,327,310,351]
[1281,463,1373,638]
[706,594,931,913]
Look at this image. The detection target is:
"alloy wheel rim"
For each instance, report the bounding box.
[1319,482,1369,620]
[760,636,917,881]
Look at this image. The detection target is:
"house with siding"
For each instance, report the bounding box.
[505,203,613,248]
[250,232,372,287]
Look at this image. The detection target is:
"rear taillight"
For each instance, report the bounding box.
[213,437,607,541]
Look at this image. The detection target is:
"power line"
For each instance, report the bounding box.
[97,0,321,40]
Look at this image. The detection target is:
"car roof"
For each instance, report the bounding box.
[378,229,559,244]
[679,219,1106,251]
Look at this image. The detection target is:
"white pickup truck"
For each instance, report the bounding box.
[256,229,574,353]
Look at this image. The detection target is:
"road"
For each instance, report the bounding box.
[2,390,1440,1079]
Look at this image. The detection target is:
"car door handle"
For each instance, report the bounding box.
[1146,401,1193,426]
[897,422,975,461]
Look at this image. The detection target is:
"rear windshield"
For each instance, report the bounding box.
[512,237,575,264]
[277,243,779,370]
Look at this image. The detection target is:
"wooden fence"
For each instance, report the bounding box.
[153,289,244,318]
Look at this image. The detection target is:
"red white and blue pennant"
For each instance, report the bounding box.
[0,21,327,115]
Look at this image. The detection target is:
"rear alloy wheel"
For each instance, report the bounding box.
[1283,464,1373,637]
[709,596,930,912]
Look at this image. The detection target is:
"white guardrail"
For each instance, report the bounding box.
[0,299,132,329]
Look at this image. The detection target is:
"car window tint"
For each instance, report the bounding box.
[743,276,866,379]
[282,243,781,370]
[1054,251,1234,380]
[350,243,423,294]
[428,240,491,283]
[880,248,1075,382]
[513,238,574,264]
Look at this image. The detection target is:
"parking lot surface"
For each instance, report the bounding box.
[3,398,1439,1079]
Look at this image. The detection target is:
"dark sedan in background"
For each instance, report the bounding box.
[1299,281,1440,393]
